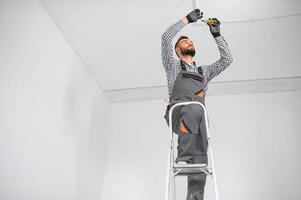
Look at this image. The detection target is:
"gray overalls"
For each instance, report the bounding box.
[164,62,208,200]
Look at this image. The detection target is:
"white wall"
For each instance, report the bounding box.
[0,1,109,200]
[103,90,301,200]
[1,1,300,200]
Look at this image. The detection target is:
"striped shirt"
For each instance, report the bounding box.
[161,20,233,98]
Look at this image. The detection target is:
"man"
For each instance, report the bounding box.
[161,9,233,200]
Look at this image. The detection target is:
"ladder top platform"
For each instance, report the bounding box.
[173,164,211,176]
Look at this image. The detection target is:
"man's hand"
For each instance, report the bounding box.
[186,9,203,24]
[208,18,221,38]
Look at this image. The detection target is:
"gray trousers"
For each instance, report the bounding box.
[186,155,208,200]
[174,104,209,200]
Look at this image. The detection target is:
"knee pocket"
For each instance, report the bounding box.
[180,114,199,134]
[179,119,190,134]
[179,117,199,134]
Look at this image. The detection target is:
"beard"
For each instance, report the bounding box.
[180,46,195,57]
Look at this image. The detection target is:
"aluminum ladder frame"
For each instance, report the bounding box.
[165,101,220,200]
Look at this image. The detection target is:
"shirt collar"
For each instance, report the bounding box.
[181,60,195,66]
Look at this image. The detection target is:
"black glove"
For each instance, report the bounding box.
[186,9,203,23]
[208,18,221,38]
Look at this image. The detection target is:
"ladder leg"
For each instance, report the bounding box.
[165,144,171,200]
[165,140,176,200]
[203,102,220,200]
[169,167,176,200]
[208,139,220,200]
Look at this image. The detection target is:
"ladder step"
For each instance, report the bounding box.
[173,164,212,176]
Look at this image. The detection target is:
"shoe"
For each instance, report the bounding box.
[176,161,187,165]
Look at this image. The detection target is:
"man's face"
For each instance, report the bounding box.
[177,38,196,57]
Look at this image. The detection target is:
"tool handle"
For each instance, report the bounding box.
[201,18,219,25]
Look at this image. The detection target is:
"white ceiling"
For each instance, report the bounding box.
[40,0,301,101]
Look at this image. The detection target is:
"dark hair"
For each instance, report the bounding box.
[175,36,189,49]
[174,35,189,57]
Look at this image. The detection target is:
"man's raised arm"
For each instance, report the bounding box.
[201,18,233,82]
[161,9,202,71]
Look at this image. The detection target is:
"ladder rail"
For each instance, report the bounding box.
[165,101,220,200]
[165,137,173,200]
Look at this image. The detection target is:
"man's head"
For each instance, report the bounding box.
[175,36,196,58]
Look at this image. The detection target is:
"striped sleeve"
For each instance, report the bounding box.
[202,35,233,82]
[161,20,185,71]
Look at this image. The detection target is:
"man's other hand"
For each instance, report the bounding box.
[186,9,203,24]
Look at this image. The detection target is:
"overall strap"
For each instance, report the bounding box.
[180,60,187,71]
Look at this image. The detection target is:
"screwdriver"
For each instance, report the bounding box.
[201,18,219,25]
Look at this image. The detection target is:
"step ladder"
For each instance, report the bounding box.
[165,101,220,200]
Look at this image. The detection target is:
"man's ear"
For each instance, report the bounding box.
[175,47,181,58]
